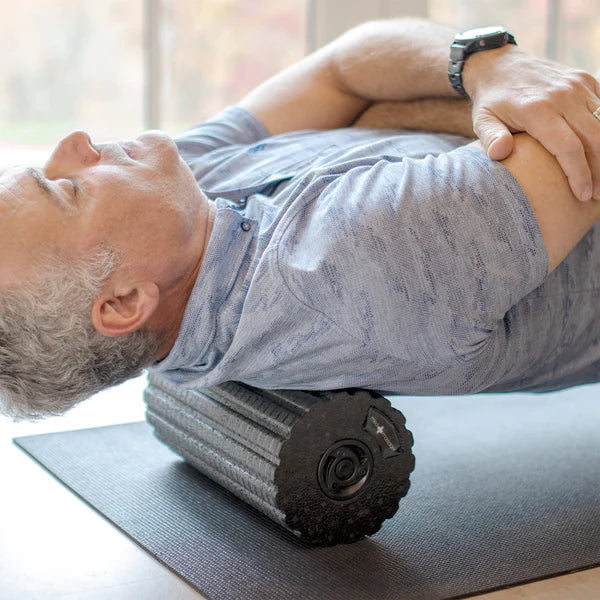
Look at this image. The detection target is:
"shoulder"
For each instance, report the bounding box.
[175,106,270,158]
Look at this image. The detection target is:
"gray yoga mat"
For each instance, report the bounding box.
[14,389,600,600]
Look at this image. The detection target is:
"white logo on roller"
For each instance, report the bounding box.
[370,415,395,451]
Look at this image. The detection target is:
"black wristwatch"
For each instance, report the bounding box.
[448,26,517,98]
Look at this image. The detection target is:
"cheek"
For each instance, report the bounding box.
[172,159,203,206]
[73,160,195,251]
[0,231,31,285]
[83,189,163,257]
[0,210,78,285]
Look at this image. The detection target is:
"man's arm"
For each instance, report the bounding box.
[496,134,600,274]
[239,19,460,134]
[358,108,600,273]
[353,97,475,136]
[239,18,600,201]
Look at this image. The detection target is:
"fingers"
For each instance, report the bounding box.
[473,110,514,160]
[477,106,593,201]
[533,116,591,201]
[527,72,600,200]
[526,93,600,201]
[586,122,600,199]
[470,58,600,201]
[586,96,600,197]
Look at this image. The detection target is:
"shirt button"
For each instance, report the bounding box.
[240,221,251,232]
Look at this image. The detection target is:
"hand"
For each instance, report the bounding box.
[464,45,600,201]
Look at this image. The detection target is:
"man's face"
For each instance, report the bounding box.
[0,130,204,287]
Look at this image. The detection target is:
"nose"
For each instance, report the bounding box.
[44,130,101,179]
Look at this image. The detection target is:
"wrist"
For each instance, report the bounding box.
[449,27,517,98]
[462,43,520,100]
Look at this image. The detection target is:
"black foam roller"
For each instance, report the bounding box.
[144,374,415,546]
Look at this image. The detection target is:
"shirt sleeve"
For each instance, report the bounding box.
[277,144,550,393]
[175,105,270,158]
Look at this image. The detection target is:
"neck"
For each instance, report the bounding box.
[151,198,217,361]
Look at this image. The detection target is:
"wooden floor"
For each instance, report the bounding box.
[1,375,598,600]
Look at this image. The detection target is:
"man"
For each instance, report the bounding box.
[2,19,600,421]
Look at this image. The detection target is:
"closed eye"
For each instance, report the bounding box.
[25,168,79,208]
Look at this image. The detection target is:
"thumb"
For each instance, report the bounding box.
[473,110,514,161]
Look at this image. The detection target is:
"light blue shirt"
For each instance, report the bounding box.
[151,106,600,395]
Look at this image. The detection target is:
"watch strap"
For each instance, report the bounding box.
[448,31,516,98]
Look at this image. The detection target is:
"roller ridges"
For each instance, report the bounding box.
[144,378,415,546]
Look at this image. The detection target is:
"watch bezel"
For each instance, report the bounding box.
[454,26,509,44]
[448,26,517,98]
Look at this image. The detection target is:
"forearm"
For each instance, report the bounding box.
[330,19,457,103]
[353,97,475,136]
[239,19,463,134]
[239,18,600,202]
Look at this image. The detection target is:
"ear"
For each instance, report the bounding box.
[90,281,160,337]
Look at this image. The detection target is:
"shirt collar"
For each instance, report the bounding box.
[151,198,256,376]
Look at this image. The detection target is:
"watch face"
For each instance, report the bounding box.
[456,26,506,41]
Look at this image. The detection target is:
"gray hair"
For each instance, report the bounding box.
[0,247,162,421]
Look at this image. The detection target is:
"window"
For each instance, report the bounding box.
[2,0,599,170]
[159,0,306,134]
[427,0,600,72]
[0,0,306,168]
[0,1,144,167]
